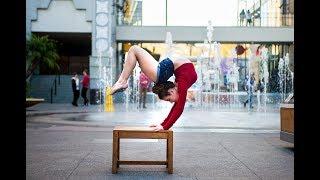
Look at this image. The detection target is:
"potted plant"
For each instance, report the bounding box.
[26,34,60,107]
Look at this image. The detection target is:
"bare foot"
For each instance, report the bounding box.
[110,81,128,95]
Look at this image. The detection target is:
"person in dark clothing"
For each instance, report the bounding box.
[244,73,255,108]
[71,73,80,106]
[81,69,90,106]
[239,9,245,26]
[257,79,264,92]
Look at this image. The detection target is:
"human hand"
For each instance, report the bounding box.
[151,124,164,131]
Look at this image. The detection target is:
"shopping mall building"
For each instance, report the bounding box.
[26,0,294,104]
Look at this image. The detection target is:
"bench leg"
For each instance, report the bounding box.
[117,137,120,168]
[167,137,169,169]
[112,131,119,174]
[167,131,173,174]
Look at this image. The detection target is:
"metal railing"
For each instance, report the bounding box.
[50,74,60,103]
[117,11,294,27]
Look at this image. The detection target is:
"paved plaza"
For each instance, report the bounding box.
[26,103,294,179]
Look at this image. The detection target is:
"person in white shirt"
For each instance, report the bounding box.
[71,73,80,106]
[246,10,252,26]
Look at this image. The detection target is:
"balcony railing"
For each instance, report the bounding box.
[117,13,293,27]
[116,1,293,27]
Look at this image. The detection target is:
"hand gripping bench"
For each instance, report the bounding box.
[112,126,173,174]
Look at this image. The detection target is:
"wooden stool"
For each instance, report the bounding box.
[112,126,173,174]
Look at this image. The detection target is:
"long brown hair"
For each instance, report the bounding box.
[152,81,175,99]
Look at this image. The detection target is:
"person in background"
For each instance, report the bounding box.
[71,72,80,107]
[239,9,246,26]
[244,73,255,108]
[81,69,90,106]
[256,79,264,110]
[139,71,151,109]
[246,10,252,26]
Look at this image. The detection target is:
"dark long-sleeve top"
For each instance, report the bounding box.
[161,63,197,130]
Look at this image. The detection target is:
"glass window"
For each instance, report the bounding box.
[142,0,166,26]
[167,0,238,26]
[117,0,293,27]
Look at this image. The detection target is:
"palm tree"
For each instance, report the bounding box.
[26,34,60,80]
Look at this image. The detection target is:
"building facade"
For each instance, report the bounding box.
[27,0,294,103]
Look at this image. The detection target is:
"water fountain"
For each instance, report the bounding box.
[284,53,293,95]
[194,49,205,108]
[278,52,292,103]
[96,45,114,112]
[228,51,240,108]
[133,64,140,108]
[164,32,174,60]
[198,20,246,110]
[199,20,222,109]
[123,52,131,111]
[261,46,269,111]
[197,21,212,109]
[104,48,114,112]
[278,57,284,102]
[229,49,240,91]
[96,50,105,112]
[212,42,222,109]
[286,52,294,96]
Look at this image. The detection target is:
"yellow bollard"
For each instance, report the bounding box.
[105,87,114,112]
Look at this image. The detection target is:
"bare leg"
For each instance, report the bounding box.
[110,45,158,95]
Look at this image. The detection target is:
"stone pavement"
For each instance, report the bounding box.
[26,103,293,179]
[26,123,293,180]
[26,102,281,132]
[26,102,280,116]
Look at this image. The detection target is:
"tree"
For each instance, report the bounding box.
[26,34,60,80]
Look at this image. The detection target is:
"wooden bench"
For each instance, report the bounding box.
[280,103,294,143]
[112,126,173,174]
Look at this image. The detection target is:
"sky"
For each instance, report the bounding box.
[142,0,239,26]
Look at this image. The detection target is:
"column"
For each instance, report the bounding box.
[90,0,115,104]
